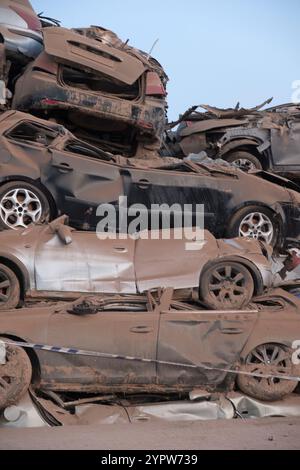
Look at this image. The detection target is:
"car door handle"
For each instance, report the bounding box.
[113,247,128,253]
[130,326,154,333]
[52,162,74,172]
[137,179,151,189]
[220,328,244,335]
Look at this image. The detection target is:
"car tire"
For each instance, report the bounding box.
[237,343,299,401]
[225,151,262,172]
[226,205,279,247]
[0,264,20,311]
[0,181,51,230]
[199,260,254,309]
[0,339,32,409]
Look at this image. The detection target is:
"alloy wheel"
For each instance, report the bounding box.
[207,263,249,307]
[0,188,42,229]
[239,212,274,244]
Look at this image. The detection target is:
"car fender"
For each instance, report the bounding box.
[0,252,30,293]
[240,318,300,360]
[219,138,263,156]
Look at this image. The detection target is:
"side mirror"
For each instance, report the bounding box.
[56,224,73,245]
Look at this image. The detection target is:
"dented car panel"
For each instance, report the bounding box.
[0,288,299,395]
[165,101,300,185]
[0,0,43,63]
[0,218,276,302]
[11,25,168,156]
[43,27,146,85]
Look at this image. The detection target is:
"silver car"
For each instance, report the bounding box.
[0,216,281,310]
[0,0,43,62]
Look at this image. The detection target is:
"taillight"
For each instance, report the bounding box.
[10,5,41,32]
[145,72,166,96]
[41,98,62,106]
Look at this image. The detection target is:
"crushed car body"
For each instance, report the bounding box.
[11,26,168,157]
[0,0,43,64]
[0,288,299,408]
[163,100,300,184]
[0,215,286,310]
[0,111,300,251]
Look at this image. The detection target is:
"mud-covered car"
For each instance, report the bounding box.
[0,215,284,310]
[163,101,300,183]
[1,111,300,249]
[0,288,299,409]
[0,0,42,63]
[11,26,168,157]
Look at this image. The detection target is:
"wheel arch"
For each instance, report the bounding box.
[0,334,41,385]
[199,255,264,296]
[0,255,30,300]
[219,138,263,156]
[240,340,295,362]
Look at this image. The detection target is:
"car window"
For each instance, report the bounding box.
[6,122,58,146]
[64,139,113,161]
[68,299,148,315]
[60,64,140,100]
[253,298,285,311]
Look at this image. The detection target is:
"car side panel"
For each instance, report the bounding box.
[34,231,137,293]
[40,309,159,389]
[42,149,124,230]
[157,309,258,386]
[135,231,218,292]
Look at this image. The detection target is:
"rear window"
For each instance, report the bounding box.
[61,65,140,100]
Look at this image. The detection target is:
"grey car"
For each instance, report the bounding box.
[0,215,283,311]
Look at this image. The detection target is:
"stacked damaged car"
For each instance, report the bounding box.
[0,0,300,427]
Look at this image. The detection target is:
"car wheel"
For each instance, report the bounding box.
[0,264,20,311]
[0,181,51,230]
[237,343,298,401]
[225,151,262,172]
[227,205,278,247]
[199,261,254,309]
[0,340,32,409]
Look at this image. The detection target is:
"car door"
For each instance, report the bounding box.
[42,302,159,389]
[271,120,300,173]
[1,118,58,179]
[157,308,258,387]
[134,231,217,292]
[122,165,227,234]
[34,228,136,293]
[42,140,124,229]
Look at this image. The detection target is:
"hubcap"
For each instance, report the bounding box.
[0,272,10,305]
[239,212,274,244]
[232,158,257,172]
[208,264,247,306]
[245,344,292,389]
[0,188,42,229]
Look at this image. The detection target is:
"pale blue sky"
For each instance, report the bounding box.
[31,0,300,120]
